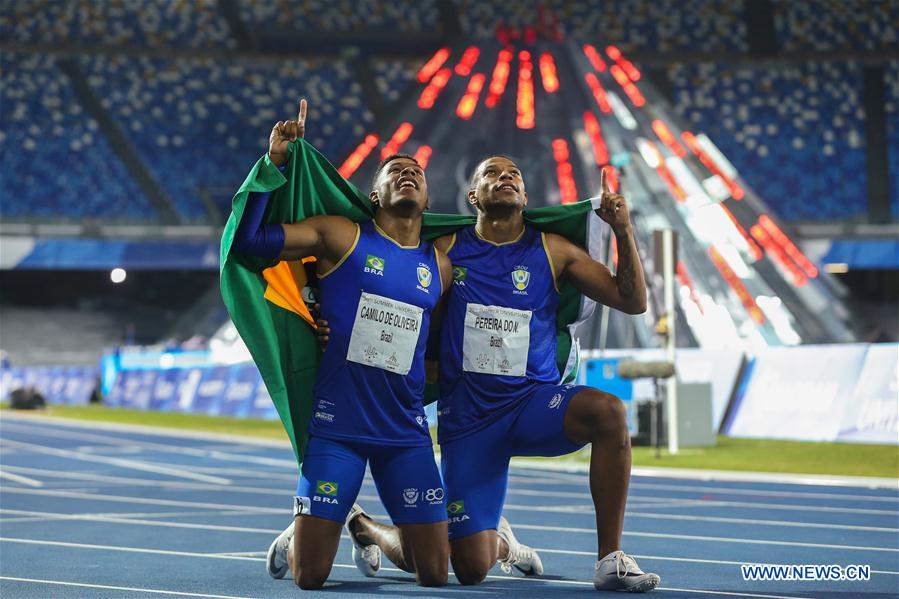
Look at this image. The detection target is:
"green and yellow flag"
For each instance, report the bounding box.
[220,139,601,467]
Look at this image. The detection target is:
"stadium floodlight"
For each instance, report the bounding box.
[110,268,127,284]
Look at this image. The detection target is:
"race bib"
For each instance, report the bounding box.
[462,303,531,377]
[347,292,423,375]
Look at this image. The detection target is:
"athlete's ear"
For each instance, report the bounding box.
[467,188,478,207]
[523,191,528,207]
[369,190,380,207]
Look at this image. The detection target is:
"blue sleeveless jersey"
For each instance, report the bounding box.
[438,224,560,442]
[310,221,442,446]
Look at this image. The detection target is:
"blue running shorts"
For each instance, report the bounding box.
[296,435,447,525]
[440,383,588,539]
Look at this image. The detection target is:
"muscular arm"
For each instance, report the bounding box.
[547,229,647,315]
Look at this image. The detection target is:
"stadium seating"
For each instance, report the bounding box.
[0,53,158,221]
[238,0,440,33]
[887,63,899,218]
[453,0,748,53]
[81,55,373,220]
[371,58,420,105]
[669,61,868,220]
[0,0,235,48]
[773,0,899,52]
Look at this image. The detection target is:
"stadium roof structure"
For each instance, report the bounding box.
[337,40,859,349]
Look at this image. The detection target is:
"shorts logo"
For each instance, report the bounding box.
[511,268,530,291]
[403,488,419,506]
[425,488,444,504]
[416,415,426,426]
[447,500,465,515]
[314,411,334,423]
[316,481,339,496]
[452,266,467,285]
[548,393,563,409]
[294,496,310,516]
[417,265,432,292]
[365,254,385,276]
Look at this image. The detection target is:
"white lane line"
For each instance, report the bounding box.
[626,511,899,533]
[0,439,231,485]
[504,499,898,517]
[0,487,284,513]
[0,421,294,469]
[0,576,259,599]
[510,523,899,553]
[0,469,43,487]
[631,481,899,503]
[0,538,807,598]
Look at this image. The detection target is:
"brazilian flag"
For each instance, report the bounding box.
[220,139,603,467]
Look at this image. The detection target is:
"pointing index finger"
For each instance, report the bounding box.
[298,98,307,124]
[600,167,610,195]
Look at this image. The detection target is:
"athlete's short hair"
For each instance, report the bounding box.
[469,154,519,189]
[372,153,419,188]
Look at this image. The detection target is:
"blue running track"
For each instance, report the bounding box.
[1,414,896,598]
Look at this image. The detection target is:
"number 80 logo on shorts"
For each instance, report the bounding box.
[426,488,445,503]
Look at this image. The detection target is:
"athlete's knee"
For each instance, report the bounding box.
[294,565,328,590]
[580,389,628,438]
[417,562,449,587]
[451,554,492,585]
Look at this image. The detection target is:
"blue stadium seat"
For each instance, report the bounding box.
[452,0,748,53]
[0,53,157,222]
[669,61,868,221]
[0,0,235,48]
[238,0,440,33]
[886,63,899,219]
[81,55,374,221]
[371,59,420,105]
[773,0,899,52]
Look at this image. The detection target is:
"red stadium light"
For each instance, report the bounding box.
[516,51,535,129]
[718,203,763,261]
[456,73,487,120]
[412,145,432,169]
[538,52,559,93]
[417,48,451,83]
[381,122,414,159]
[584,73,611,113]
[552,138,578,204]
[651,119,687,158]
[708,246,766,324]
[582,44,607,72]
[485,48,514,108]
[582,111,609,165]
[682,131,745,200]
[417,68,452,109]
[338,134,379,178]
[605,45,622,61]
[750,224,808,287]
[454,46,481,76]
[758,215,819,278]
[610,65,645,107]
[642,140,685,201]
[604,46,641,81]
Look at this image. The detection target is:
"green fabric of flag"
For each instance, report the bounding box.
[221,139,601,467]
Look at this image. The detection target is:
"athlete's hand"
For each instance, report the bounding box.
[313,304,330,349]
[268,99,307,167]
[595,167,631,234]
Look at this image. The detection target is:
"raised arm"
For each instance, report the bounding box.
[547,169,647,314]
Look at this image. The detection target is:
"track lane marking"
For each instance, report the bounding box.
[0,576,259,599]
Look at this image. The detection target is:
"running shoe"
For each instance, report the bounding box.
[345,503,381,577]
[266,521,294,579]
[593,550,660,592]
[497,516,543,576]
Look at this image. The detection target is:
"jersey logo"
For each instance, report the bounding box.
[316,480,339,496]
[416,264,432,292]
[447,500,465,515]
[511,268,530,291]
[452,266,467,284]
[365,254,385,276]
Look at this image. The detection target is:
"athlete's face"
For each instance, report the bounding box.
[371,158,428,213]
[468,156,528,211]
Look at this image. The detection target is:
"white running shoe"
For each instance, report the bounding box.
[497,516,544,576]
[345,503,381,577]
[593,550,660,592]
[266,521,294,579]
